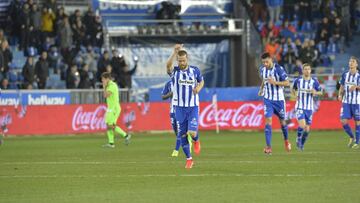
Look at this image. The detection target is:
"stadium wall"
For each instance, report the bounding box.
[0,101,346,135]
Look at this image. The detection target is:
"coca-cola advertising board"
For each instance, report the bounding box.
[0,101,345,135]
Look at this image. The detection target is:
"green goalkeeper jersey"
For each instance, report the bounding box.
[106,80,120,111]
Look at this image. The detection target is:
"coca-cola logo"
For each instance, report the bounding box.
[199,103,264,128]
[72,106,107,131]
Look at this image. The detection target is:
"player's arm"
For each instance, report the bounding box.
[268,78,290,86]
[258,80,264,96]
[103,85,112,98]
[338,85,344,101]
[193,79,204,94]
[162,92,173,100]
[166,44,182,75]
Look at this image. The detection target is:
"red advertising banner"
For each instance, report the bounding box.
[0,101,344,135]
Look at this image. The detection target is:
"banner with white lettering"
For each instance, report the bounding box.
[0,91,71,106]
[0,101,345,135]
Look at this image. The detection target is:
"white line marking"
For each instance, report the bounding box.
[0,174,359,178]
[0,160,358,165]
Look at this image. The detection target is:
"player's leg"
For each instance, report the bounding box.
[340,103,354,147]
[296,109,306,149]
[171,113,180,157]
[352,104,360,149]
[263,99,273,154]
[187,106,200,155]
[113,110,131,145]
[300,110,313,150]
[175,106,193,168]
[274,100,291,152]
[104,111,116,148]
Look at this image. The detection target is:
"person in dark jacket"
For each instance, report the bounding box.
[22,56,36,88]
[78,64,92,89]
[66,64,79,89]
[1,40,13,77]
[35,51,49,89]
[97,50,111,81]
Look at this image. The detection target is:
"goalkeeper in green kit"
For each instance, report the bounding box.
[101,72,131,148]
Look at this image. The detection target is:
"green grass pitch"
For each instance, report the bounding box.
[0,131,359,203]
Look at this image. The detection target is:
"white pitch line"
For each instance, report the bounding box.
[0,174,360,178]
[0,160,358,165]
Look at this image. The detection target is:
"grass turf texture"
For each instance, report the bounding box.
[0,131,359,203]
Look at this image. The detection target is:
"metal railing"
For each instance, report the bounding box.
[105,18,245,37]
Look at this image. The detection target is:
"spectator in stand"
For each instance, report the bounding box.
[57,16,73,66]
[299,39,316,66]
[264,37,282,63]
[35,51,49,89]
[309,39,320,66]
[0,78,9,89]
[97,50,111,81]
[19,3,32,51]
[30,3,42,50]
[123,56,138,88]
[70,9,82,30]
[55,6,67,32]
[27,0,35,8]
[292,59,303,76]
[280,20,296,39]
[299,0,312,27]
[78,64,93,89]
[22,56,36,88]
[44,0,57,15]
[283,0,297,21]
[105,64,117,82]
[82,45,99,77]
[1,40,13,78]
[66,64,79,89]
[91,15,104,48]
[72,19,86,48]
[251,0,267,23]
[7,0,22,44]
[281,37,298,71]
[0,29,5,45]
[266,0,283,23]
[41,7,56,40]
[336,0,351,46]
[0,44,4,78]
[331,17,346,52]
[260,21,280,45]
[83,6,95,43]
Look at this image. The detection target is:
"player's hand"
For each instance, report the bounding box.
[174,44,183,53]
[258,89,263,96]
[193,87,200,94]
[349,85,357,92]
[310,89,317,95]
[338,95,342,101]
[267,78,277,85]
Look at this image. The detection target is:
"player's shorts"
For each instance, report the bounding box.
[174,106,199,136]
[296,109,313,125]
[263,98,286,120]
[170,113,177,134]
[105,108,120,125]
[340,103,360,121]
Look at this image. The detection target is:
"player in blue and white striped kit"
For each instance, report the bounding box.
[292,63,323,151]
[258,52,291,154]
[161,80,181,157]
[166,44,204,169]
[338,56,360,149]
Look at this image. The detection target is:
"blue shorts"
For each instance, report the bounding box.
[263,99,286,120]
[170,113,177,134]
[174,106,199,136]
[340,103,360,121]
[296,109,313,125]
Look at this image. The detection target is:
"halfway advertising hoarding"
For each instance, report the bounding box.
[0,101,343,135]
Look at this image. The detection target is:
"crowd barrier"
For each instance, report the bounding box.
[0,101,345,135]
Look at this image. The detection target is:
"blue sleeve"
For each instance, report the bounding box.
[277,66,288,81]
[162,82,170,95]
[339,72,346,85]
[195,67,203,82]
[313,78,322,91]
[292,78,298,90]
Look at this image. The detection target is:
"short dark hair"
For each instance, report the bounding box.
[178,49,187,57]
[261,52,271,59]
[302,63,311,69]
[101,72,112,79]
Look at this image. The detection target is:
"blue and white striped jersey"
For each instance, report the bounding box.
[293,77,322,111]
[339,71,360,104]
[161,80,174,113]
[171,65,203,107]
[259,63,288,101]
